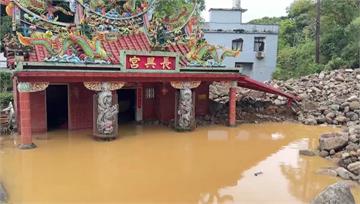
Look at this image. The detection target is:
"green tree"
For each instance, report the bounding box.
[269,0,360,80]
[0,71,12,92]
[248,17,284,25]
[153,0,205,18]
[0,15,12,51]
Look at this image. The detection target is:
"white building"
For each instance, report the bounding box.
[204,0,279,82]
[0,53,6,69]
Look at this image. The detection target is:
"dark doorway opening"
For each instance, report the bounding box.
[46,85,68,130]
[117,89,136,123]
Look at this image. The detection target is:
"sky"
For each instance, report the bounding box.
[202,0,295,23]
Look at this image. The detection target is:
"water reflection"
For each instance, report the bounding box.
[271,132,285,140]
[0,123,359,204]
[208,131,229,141]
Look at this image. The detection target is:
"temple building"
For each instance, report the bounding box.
[0,0,297,149]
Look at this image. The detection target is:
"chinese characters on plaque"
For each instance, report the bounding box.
[126,55,176,70]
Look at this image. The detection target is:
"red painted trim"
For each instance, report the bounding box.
[16,71,242,82]
[15,71,299,101]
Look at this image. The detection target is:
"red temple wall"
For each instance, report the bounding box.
[142,83,157,121]
[68,83,94,130]
[156,84,176,123]
[15,80,210,134]
[30,91,47,133]
[195,83,210,116]
[142,83,209,122]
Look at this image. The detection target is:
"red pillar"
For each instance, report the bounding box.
[18,92,36,149]
[229,87,237,127]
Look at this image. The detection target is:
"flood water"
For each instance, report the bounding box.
[0,122,359,204]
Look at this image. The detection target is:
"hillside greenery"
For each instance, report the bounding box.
[250,0,360,80]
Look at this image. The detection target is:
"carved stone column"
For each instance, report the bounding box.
[17,82,49,149]
[171,81,201,131]
[84,82,125,139]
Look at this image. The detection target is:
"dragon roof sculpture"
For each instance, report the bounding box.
[2,0,240,67]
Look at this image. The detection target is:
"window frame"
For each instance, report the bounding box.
[232,38,244,51]
[254,37,266,52]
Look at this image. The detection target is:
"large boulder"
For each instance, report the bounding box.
[347,161,360,175]
[335,167,359,180]
[349,101,360,111]
[319,132,349,151]
[311,182,355,204]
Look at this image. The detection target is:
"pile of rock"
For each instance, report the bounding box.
[305,125,360,182]
[209,82,297,124]
[209,69,360,127]
[270,69,360,126]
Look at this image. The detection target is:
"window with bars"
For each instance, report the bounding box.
[145,88,155,99]
[254,37,265,52]
[232,38,244,51]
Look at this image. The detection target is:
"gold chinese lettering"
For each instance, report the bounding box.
[145,57,156,69]
[129,56,140,69]
[160,57,172,70]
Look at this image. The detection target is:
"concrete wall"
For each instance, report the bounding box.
[205,23,279,34]
[209,9,243,24]
[204,32,278,82]
[205,8,279,82]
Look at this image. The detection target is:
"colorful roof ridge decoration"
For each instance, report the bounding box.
[167,43,190,67]
[24,31,152,64]
[2,0,241,67]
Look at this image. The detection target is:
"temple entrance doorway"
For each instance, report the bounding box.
[117,89,136,124]
[46,85,69,130]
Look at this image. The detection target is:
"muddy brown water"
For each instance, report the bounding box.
[0,123,359,204]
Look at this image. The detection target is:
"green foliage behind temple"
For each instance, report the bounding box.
[250,0,360,80]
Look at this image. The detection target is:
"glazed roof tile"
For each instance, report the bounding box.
[167,43,190,66]
[26,32,191,67]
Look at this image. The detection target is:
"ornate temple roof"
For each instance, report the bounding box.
[2,0,243,68]
[27,32,152,64]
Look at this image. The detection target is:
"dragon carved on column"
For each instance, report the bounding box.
[177,88,193,130]
[96,83,118,135]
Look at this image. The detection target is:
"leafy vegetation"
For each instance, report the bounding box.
[0,15,12,51]
[252,0,360,80]
[0,71,13,108]
[0,71,12,92]
[153,0,205,18]
[0,92,13,108]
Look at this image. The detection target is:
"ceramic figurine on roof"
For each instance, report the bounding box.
[17,26,109,64]
[16,0,73,21]
[186,34,240,66]
[146,0,240,66]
